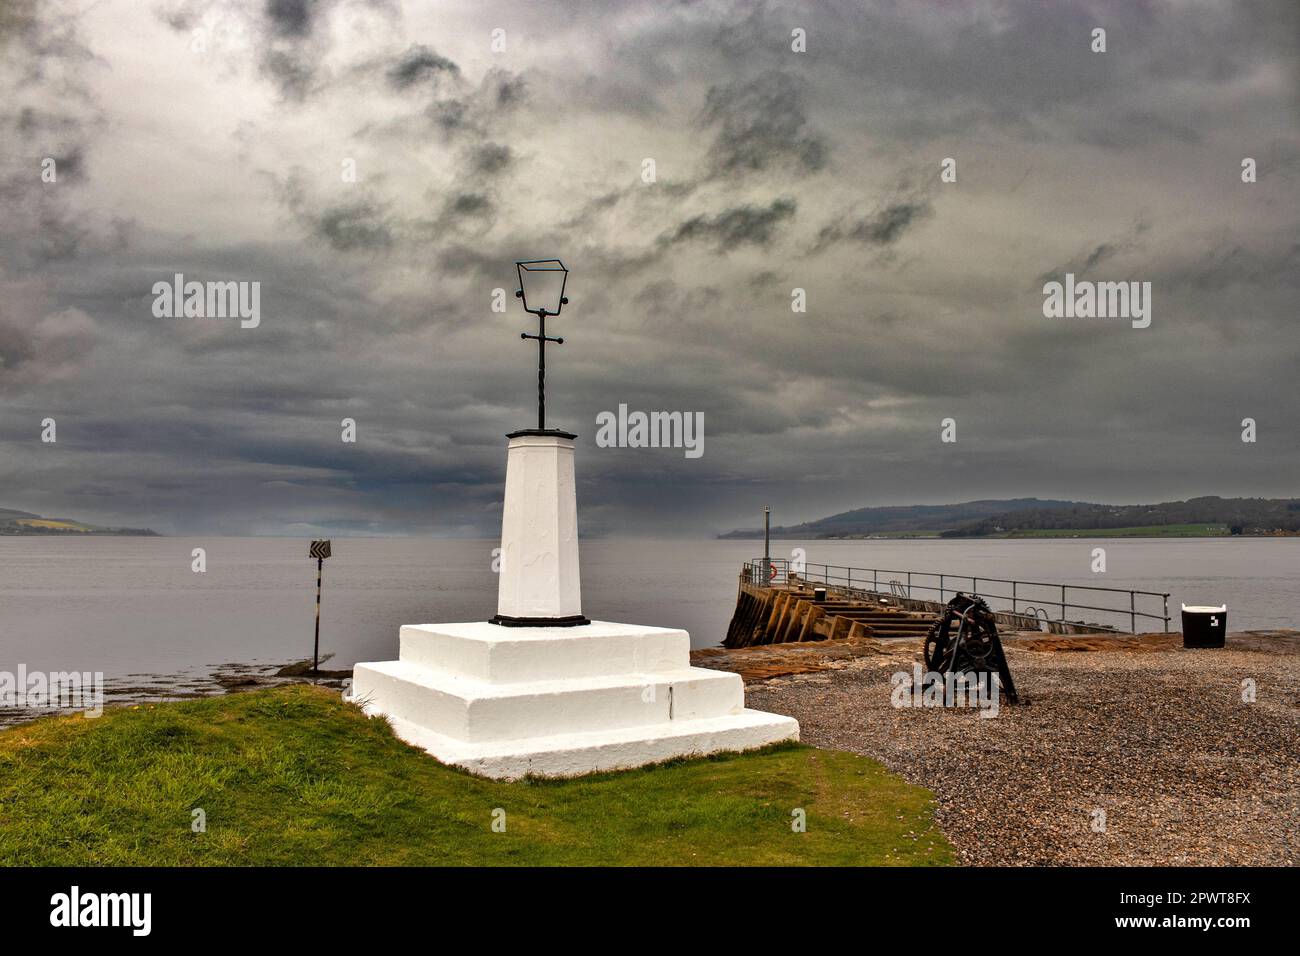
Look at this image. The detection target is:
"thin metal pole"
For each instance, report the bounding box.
[763,506,770,568]
[940,574,944,602]
[1012,580,1017,614]
[313,557,323,674]
[537,312,546,430]
[1061,584,1067,621]
[1164,595,1169,633]
[1130,591,1136,633]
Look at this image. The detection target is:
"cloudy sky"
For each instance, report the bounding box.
[1,0,1297,536]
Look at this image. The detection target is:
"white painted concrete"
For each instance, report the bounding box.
[398,621,688,683]
[378,708,799,781]
[349,620,799,780]
[346,430,798,780]
[495,433,582,620]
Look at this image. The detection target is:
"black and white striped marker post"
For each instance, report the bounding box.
[309,540,332,673]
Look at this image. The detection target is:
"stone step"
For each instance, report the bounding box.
[376,707,801,781]
[351,659,744,744]
[398,620,690,684]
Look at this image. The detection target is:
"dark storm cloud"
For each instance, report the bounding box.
[1035,219,1150,285]
[492,71,526,108]
[809,169,938,256]
[386,42,459,90]
[354,58,524,147]
[699,72,827,178]
[315,200,395,251]
[469,142,513,176]
[662,198,797,251]
[156,0,397,101]
[1,0,1298,535]
[0,0,114,274]
[274,173,396,251]
[0,305,99,390]
[252,0,353,99]
[443,191,492,219]
[1174,237,1300,296]
[814,197,933,252]
[265,0,315,38]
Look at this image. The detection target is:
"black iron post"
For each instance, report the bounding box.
[763,506,771,578]
[307,539,331,671]
[520,310,563,430]
[313,556,322,673]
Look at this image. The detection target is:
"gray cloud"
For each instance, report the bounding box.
[266,0,315,38]
[387,42,459,90]
[663,198,797,251]
[0,0,1297,537]
[1035,218,1151,285]
[700,72,827,178]
[814,197,933,252]
[469,142,512,176]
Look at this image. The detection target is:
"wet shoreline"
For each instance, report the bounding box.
[0,658,352,730]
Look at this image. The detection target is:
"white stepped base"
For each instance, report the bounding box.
[350,659,745,742]
[348,619,799,780]
[373,706,800,781]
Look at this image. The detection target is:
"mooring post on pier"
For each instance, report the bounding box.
[763,505,770,579]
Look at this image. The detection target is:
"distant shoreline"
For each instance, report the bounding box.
[723,528,1300,541]
[0,529,161,536]
[719,496,1300,540]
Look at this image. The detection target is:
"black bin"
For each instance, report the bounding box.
[813,587,827,603]
[1181,604,1227,648]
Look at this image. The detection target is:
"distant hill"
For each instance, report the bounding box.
[719,498,1081,538]
[941,496,1300,537]
[720,496,1300,539]
[0,509,158,536]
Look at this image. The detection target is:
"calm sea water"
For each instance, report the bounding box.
[0,536,1294,679]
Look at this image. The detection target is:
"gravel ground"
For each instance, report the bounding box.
[739,631,1300,865]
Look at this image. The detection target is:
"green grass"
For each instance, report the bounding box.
[999,523,1230,538]
[0,685,951,866]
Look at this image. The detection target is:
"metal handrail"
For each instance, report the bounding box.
[745,560,1171,633]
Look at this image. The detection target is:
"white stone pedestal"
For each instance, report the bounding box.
[350,620,798,779]
[491,430,586,626]
[347,426,797,779]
